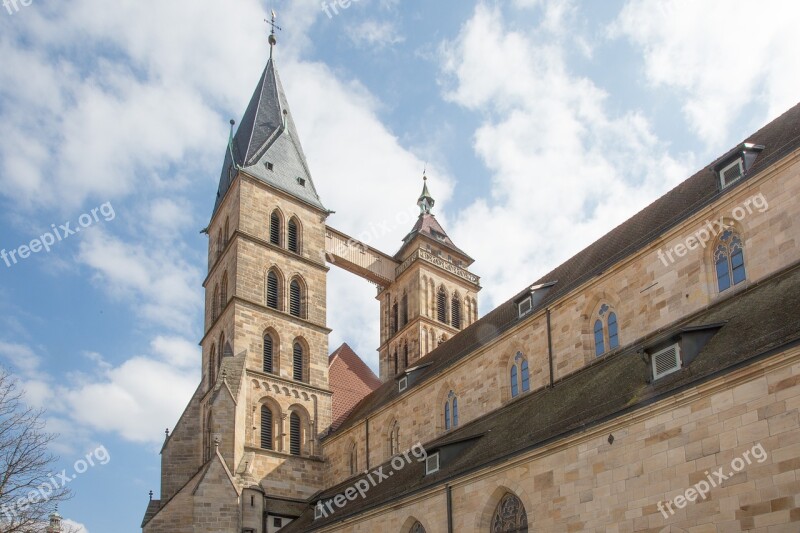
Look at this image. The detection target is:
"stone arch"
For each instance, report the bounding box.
[400,516,431,533]
[579,290,623,363]
[287,215,303,254]
[287,403,312,456]
[702,217,748,295]
[265,266,285,311]
[292,336,311,383]
[256,396,283,451]
[502,349,530,402]
[269,207,285,247]
[261,326,280,374]
[289,275,308,319]
[476,484,531,531]
[435,381,458,433]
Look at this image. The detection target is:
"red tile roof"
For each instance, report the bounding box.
[328,343,381,430]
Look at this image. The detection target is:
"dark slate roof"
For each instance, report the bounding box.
[329,343,382,430]
[328,101,800,436]
[395,213,473,261]
[212,58,325,217]
[284,264,800,531]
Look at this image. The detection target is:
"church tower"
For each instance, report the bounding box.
[377,176,481,381]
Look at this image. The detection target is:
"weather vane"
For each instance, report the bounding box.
[266,9,282,53]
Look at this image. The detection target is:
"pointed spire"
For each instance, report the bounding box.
[417,171,435,215]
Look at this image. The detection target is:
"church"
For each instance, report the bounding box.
[142,31,800,533]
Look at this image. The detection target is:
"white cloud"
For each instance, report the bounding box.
[611,0,800,146]
[0,340,42,376]
[440,3,689,309]
[63,518,90,533]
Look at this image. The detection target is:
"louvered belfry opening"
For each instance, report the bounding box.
[267,271,280,310]
[270,211,281,246]
[288,218,299,253]
[260,406,273,450]
[263,334,273,374]
[290,279,302,318]
[289,412,301,456]
[437,287,447,323]
[451,295,461,329]
[293,342,304,381]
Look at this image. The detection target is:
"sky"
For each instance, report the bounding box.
[0,0,798,531]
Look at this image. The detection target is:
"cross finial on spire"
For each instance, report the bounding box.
[266,9,282,58]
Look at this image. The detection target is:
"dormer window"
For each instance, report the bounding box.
[719,158,744,188]
[398,376,408,392]
[265,161,274,171]
[652,343,681,380]
[714,143,764,189]
[517,296,532,317]
[425,452,440,475]
[296,177,306,187]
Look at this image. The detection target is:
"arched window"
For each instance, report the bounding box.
[451,295,462,329]
[389,421,400,455]
[216,231,223,259]
[209,344,217,385]
[594,304,620,357]
[212,285,219,322]
[510,352,530,398]
[491,492,528,532]
[444,390,458,430]
[260,405,273,450]
[270,210,282,246]
[289,279,304,318]
[437,286,448,324]
[594,319,605,357]
[510,365,518,398]
[220,273,228,309]
[266,269,281,310]
[218,333,225,367]
[349,442,357,475]
[293,342,304,382]
[289,412,301,456]
[608,312,619,350]
[288,217,301,253]
[393,349,399,375]
[224,217,230,246]
[401,293,408,327]
[714,229,746,292]
[263,333,274,374]
[410,522,426,533]
[403,342,409,369]
[391,300,398,335]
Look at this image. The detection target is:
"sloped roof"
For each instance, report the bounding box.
[328,100,800,437]
[284,264,800,531]
[328,343,381,430]
[212,57,325,217]
[395,213,473,261]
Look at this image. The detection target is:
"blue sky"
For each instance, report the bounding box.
[0,0,799,531]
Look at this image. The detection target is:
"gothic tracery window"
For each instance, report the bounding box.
[510,352,530,398]
[444,390,459,431]
[491,493,528,533]
[594,304,620,357]
[410,521,426,533]
[714,229,746,292]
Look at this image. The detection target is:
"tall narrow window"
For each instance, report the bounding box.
[288,218,300,253]
[437,287,447,324]
[403,342,409,369]
[401,293,408,327]
[220,274,228,308]
[260,406,273,450]
[491,492,528,532]
[594,319,605,357]
[293,342,304,382]
[520,359,530,393]
[451,296,462,329]
[224,217,230,246]
[391,301,398,334]
[212,285,219,322]
[608,313,619,350]
[266,270,280,310]
[263,334,274,374]
[349,443,357,475]
[209,344,217,385]
[393,350,398,375]
[270,210,282,246]
[410,522,426,533]
[217,231,223,259]
[289,412,301,456]
[444,390,458,430]
[510,365,519,398]
[715,229,746,292]
[289,279,303,318]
